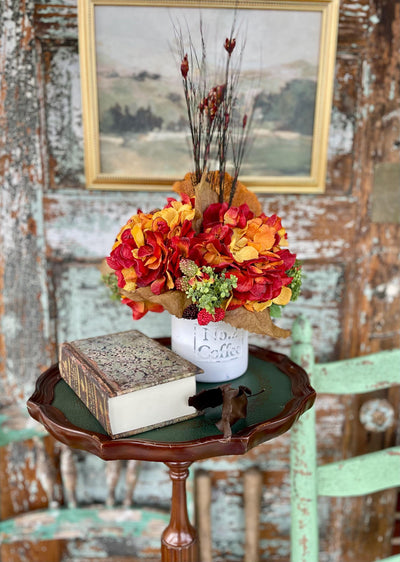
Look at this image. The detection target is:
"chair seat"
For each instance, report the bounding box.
[0,505,169,543]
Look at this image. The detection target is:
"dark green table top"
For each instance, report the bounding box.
[28,346,315,463]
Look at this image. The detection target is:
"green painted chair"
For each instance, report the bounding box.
[290,315,400,562]
[0,406,173,561]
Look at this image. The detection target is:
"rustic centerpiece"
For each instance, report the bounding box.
[103,22,302,382]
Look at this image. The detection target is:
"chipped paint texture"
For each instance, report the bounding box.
[0,505,168,543]
[0,406,46,447]
[0,0,54,406]
[55,264,171,342]
[44,47,84,187]
[34,1,78,43]
[328,107,355,158]
[44,190,173,260]
[250,264,344,361]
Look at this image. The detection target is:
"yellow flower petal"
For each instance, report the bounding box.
[233,246,259,263]
[166,271,174,290]
[123,281,137,292]
[158,207,178,226]
[131,224,145,247]
[121,267,137,291]
[252,300,271,312]
[272,286,292,306]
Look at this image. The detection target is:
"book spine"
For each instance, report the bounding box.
[59,345,112,435]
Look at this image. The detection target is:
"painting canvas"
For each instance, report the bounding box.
[79,0,339,192]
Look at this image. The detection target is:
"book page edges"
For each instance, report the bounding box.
[108,375,198,438]
[108,411,198,439]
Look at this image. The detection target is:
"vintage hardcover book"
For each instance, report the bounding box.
[59,330,202,438]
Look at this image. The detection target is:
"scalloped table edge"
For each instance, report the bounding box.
[27,345,316,463]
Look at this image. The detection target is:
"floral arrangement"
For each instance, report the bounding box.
[103,23,302,338]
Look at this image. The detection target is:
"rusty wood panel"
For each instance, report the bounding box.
[41,45,84,188]
[34,2,78,42]
[326,54,360,194]
[0,404,47,447]
[0,0,54,406]
[342,0,400,357]
[256,195,357,262]
[337,0,370,51]
[0,436,62,521]
[339,491,398,562]
[70,452,172,511]
[366,250,400,342]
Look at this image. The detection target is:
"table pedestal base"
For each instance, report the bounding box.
[161,461,198,562]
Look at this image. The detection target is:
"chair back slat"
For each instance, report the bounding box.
[379,555,400,562]
[313,349,400,394]
[317,446,400,497]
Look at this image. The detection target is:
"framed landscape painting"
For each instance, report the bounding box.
[78,0,339,193]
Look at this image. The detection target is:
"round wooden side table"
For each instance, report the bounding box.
[27,344,315,562]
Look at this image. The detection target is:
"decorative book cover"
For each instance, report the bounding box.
[59,330,202,438]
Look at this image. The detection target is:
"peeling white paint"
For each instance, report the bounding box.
[375,278,400,303]
[45,190,174,259]
[362,61,372,98]
[46,48,84,185]
[382,108,400,123]
[389,81,396,101]
[56,264,171,343]
[328,108,354,157]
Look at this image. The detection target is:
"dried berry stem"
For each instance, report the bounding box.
[174,15,252,206]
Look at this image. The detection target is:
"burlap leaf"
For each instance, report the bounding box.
[99,259,114,277]
[121,286,192,318]
[224,307,291,338]
[172,171,262,216]
[192,174,218,233]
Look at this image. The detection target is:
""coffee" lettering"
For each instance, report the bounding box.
[196,342,242,361]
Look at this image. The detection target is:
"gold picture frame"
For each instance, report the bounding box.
[78,0,339,193]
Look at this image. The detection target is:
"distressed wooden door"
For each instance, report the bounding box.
[1,0,399,560]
